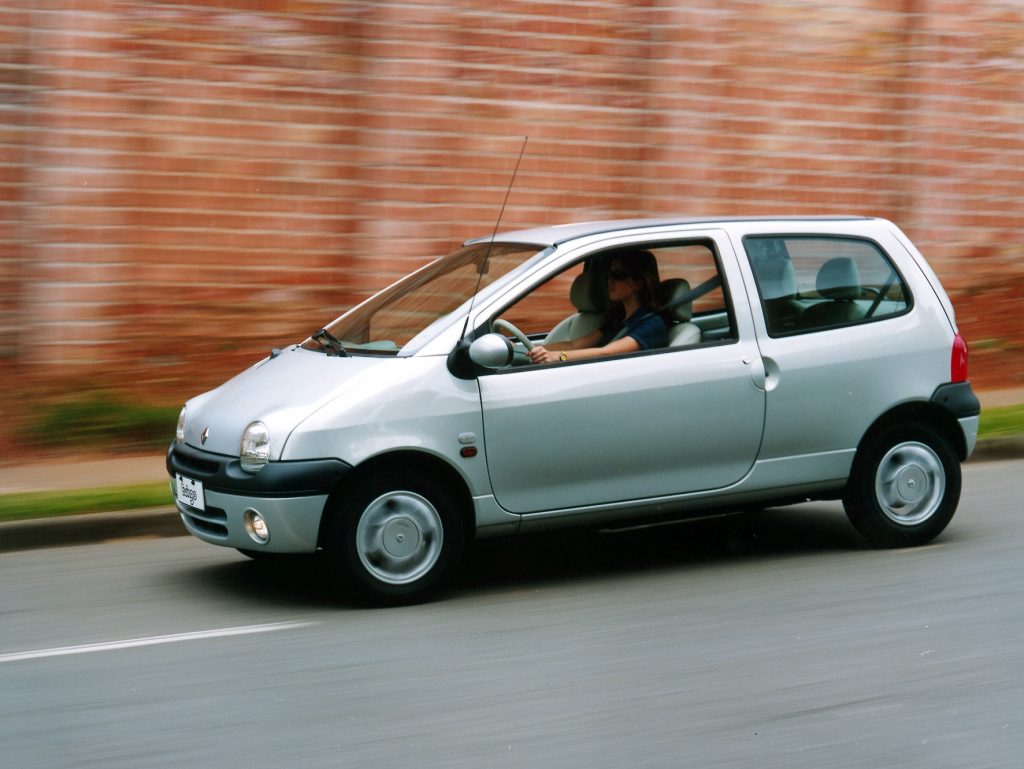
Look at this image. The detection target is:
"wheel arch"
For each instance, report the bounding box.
[317,450,476,548]
[856,401,967,464]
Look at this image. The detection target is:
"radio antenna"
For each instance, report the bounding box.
[459,135,528,339]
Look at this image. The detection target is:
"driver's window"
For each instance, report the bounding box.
[492,240,734,356]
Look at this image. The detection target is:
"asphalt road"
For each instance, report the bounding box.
[2,460,1022,769]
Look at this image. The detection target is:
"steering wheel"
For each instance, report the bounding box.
[493,319,534,351]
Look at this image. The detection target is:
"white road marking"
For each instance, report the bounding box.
[0,621,314,663]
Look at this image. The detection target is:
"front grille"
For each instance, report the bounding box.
[182,505,228,538]
[175,450,220,476]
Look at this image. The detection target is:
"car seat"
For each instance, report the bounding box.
[542,272,609,345]
[661,278,701,347]
[800,257,866,328]
[757,258,803,333]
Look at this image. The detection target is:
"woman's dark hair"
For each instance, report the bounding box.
[608,248,663,310]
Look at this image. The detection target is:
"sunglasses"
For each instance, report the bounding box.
[607,268,633,282]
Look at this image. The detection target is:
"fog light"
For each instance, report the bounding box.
[244,508,270,544]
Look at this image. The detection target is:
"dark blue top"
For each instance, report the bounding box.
[601,308,668,350]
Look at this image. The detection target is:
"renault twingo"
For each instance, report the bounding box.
[169,217,979,604]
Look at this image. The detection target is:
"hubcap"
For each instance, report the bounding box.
[874,441,945,526]
[355,491,443,585]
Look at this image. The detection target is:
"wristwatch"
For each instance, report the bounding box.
[559,351,568,362]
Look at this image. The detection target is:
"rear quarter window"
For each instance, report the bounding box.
[745,235,911,337]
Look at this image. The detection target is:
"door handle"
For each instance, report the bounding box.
[743,356,767,390]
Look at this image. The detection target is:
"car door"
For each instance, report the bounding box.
[476,232,766,516]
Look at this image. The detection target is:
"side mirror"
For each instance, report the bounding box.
[468,334,515,369]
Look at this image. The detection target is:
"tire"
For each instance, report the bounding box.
[843,422,961,548]
[324,469,465,605]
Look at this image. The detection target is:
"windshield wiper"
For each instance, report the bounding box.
[311,327,349,357]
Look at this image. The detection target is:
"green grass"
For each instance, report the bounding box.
[978,404,1024,440]
[0,482,171,524]
[23,393,179,452]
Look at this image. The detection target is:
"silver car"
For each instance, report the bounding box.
[169,217,980,604]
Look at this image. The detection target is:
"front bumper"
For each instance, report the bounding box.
[167,443,352,553]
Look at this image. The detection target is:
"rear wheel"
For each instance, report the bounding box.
[844,422,960,547]
[324,469,465,605]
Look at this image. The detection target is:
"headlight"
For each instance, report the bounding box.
[176,407,186,444]
[240,421,270,473]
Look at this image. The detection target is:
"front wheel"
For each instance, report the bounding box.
[843,423,961,548]
[324,470,465,605]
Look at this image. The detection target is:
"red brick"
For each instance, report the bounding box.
[2,0,1024,419]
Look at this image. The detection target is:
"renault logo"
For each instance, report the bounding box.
[200,427,209,445]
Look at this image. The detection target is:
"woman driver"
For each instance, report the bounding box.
[528,249,667,364]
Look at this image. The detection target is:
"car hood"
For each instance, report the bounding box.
[181,346,394,459]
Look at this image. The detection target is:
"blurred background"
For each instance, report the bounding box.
[1,0,1022,459]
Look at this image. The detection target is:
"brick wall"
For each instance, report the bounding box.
[1,0,1022,431]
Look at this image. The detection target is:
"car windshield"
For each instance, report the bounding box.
[301,241,544,356]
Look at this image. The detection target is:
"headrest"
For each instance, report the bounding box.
[816,257,861,301]
[758,259,798,300]
[569,273,606,314]
[661,278,693,322]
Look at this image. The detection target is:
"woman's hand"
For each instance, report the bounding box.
[528,345,562,364]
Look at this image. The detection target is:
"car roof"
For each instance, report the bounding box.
[465,216,875,248]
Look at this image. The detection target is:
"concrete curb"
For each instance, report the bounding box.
[967,437,1024,463]
[0,507,185,554]
[1,441,1022,553]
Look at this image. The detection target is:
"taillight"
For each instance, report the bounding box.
[951,333,968,383]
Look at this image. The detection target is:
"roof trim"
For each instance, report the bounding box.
[465,216,874,248]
